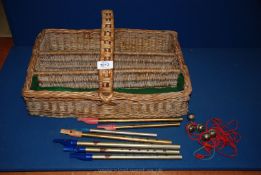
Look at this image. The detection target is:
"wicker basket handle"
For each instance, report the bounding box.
[98,10,114,103]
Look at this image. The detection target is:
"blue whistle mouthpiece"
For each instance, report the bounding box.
[63,145,86,153]
[70,153,93,161]
[63,145,77,152]
[53,139,77,146]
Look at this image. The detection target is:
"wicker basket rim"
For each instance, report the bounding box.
[23,28,192,101]
[43,28,178,35]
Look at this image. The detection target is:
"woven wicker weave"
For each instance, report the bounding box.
[23,10,192,118]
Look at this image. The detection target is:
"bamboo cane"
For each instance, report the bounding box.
[60,129,172,144]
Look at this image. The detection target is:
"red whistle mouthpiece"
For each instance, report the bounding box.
[97,124,116,130]
[78,117,98,125]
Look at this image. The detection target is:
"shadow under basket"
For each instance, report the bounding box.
[22,10,192,118]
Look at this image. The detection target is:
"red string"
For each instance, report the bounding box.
[195,153,205,159]
[186,117,240,159]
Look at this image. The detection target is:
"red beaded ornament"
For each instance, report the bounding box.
[186,117,240,160]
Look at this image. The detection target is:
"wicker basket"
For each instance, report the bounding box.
[23,10,192,118]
